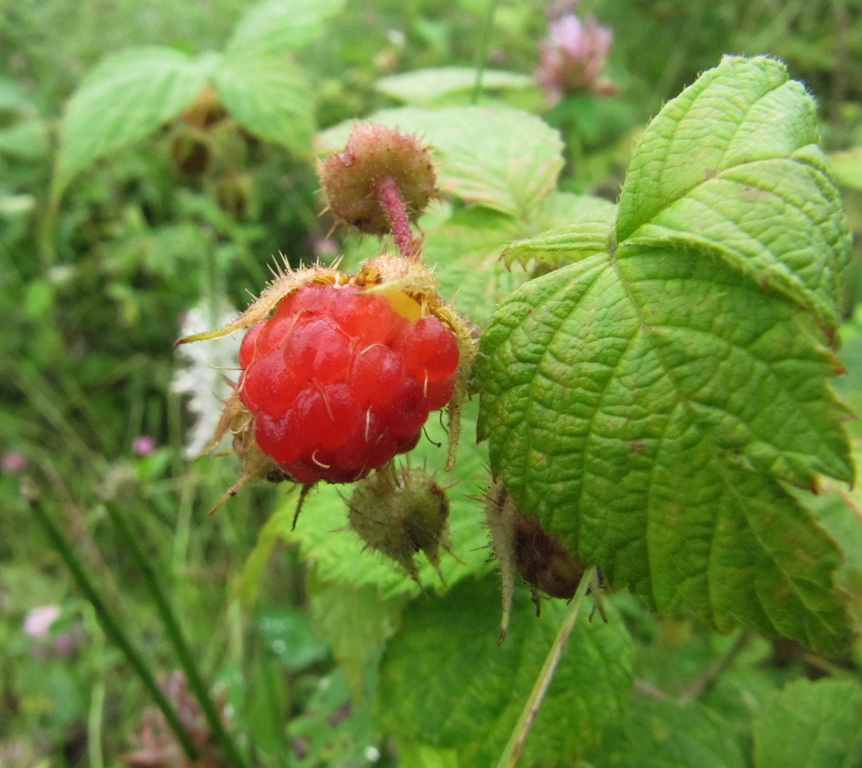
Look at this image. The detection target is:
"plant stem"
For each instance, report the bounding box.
[376,175,415,259]
[104,501,252,768]
[85,604,106,768]
[471,0,500,104]
[495,566,597,768]
[680,630,751,701]
[24,482,202,762]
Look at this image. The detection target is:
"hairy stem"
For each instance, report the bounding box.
[376,175,415,259]
[496,566,598,768]
[24,482,201,762]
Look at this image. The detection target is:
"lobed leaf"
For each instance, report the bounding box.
[376,577,634,767]
[213,49,314,156]
[477,56,855,653]
[53,47,214,202]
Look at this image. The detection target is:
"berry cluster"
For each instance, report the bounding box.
[237,282,460,484]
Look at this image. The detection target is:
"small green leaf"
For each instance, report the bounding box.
[375,67,535,107]
[588,694,748,768]
[617,56,850,327]
[307,572,404,700]
[753,680,862,768]
[53,47,214,202]
[316,106,564,219]
[502,198,616,270]
[376,577,634,767]
[213,49,314,155]
[226,0,346,56]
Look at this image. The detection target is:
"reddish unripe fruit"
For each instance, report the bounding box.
[238,283,459,484]
[318,123,437,235]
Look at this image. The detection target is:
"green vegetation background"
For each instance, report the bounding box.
[2,0,862,766]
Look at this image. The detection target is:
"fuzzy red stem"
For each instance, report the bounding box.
[376,175,415,259]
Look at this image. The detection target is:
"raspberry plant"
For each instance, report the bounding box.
[271,56,861,765]
[45,21,862,765]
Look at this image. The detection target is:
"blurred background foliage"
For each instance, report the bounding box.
[1,0,861,765]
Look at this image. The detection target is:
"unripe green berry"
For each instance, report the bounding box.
[348,464,451,584]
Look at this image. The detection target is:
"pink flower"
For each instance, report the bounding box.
[2,452,28,472]
[132,435,157,456]
[23,604,61,638]
[536,12,617,104]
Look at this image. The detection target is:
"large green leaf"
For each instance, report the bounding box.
[53,47,214,201]
[225,0,346,56]
[588,695,748,768]
[753,680,862,768]
[315,106,564,219]
[376,577,634,767]
[476,57,855,653]
[213,49,314,155]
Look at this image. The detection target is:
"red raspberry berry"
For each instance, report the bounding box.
[237,283,460,484]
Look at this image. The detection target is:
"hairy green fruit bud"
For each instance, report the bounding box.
[318,123,438,237]
[348,464,451,585]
